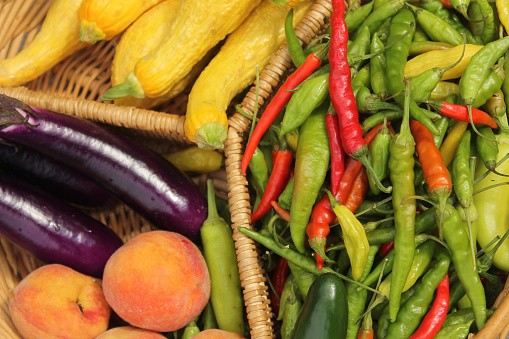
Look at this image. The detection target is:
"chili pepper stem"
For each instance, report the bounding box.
[354,196,393,217]
[467,104,497,142]
[351,149,392,194]
[474,153,509,185]
[473,181,509,195]
[465,205,477,271]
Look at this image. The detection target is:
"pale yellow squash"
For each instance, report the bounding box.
[78,0,165,43]
[111,0,182,109]
[100,0,263,102]
[0,0,89,87]
[184,0,315,150]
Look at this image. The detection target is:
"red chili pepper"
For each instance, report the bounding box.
[329,0,391,194]
[428,100,498,129]
[326,107,345,196]
[358,329,374,339]
[270,257,290,316]
[306,123,387,269]
[409,274,450,339]
[344,167,369,213]
[270,200,291,222]
[437,0,453,9]
[251,149,293,223]
[410,119,452,240]
[241,53,324,174]
[380,241,395,256]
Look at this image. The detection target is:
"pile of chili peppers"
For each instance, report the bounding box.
[238,0,509,337]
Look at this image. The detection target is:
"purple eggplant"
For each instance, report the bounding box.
[0,94,207,239]
[0,142,118,208]
[0,171,124,278]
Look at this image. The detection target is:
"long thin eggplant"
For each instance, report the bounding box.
[0,172,123,278]
[0,95,207,239]
[0,142,117,208]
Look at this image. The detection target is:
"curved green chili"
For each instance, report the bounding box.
[385,8,439,135]
[280,277,302,339]
[473,64,505,109]
[280,73,330,136]
[370,34,390,101]
[289,102,331,254]
[367,120,391,195]
[361,110,403,133]
[346,1,375,33]
[388,78,417,322]
[248,147,270,210]
[442,204,487,330]
[285,8,306,68]
[467,0,496,45]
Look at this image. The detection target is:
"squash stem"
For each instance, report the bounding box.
[195,121,227,150]
[79,20,106,44]
[100,73,145,101]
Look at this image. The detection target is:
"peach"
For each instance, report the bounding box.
[8,264,110,339]
[193,329,247,338]
[95,326,166,338]
[102,230,211,332]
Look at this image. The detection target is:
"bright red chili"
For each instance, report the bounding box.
[270,257,290,316]
[250,149,293,223]
[409,274,450,339]
[329,0,390,194]
[326,107,345,196]
[428,100,498,129]
[241,53,324,174]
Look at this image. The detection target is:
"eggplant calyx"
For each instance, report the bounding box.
[0,94,39,129]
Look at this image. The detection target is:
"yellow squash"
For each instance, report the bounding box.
[111,0,182,109]
[101,0,263,102]
[78,0,165,43]
[404,44,484,81]
[184,0,314,150]
[0,0,89,87]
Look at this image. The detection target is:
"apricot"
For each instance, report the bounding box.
[95,326,166,338]
[193,329,247,338]
[102,230,211,332]
[8,264,110,339]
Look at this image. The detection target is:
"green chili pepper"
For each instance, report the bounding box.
[285,8,306,68]
[277,176,294,211]
[386,8,439,135]
[367,121,391,195]
[345,245,380,339]
[442,204,487,330]
[346,1,374,33]
[433,117,450,148]
[352,64,372,89]
[202,301,218,330]
[387,75,417,322]
[468,0,496,45]
[277,273,296,321]
[386,248,450,338]
[476,126,503,174]
[280,73,329,136]
[348,25,372,72]
[200,180,245,335]
[248,147,270,210]
[280,277,302,339]
[407,3,464,46]
[412,22,429,42]
[290,273,348,339]
[351,0,405,41]
[473,64,505,109]
[370,34,390,101]
[353,85,373,113]
[459,35,509,111]
[362,110,403,133]
[289,102,330,254]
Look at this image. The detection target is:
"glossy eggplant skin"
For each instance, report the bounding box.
[0,96,207,239]
[0,172,124,278]
[0,143,117,208]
